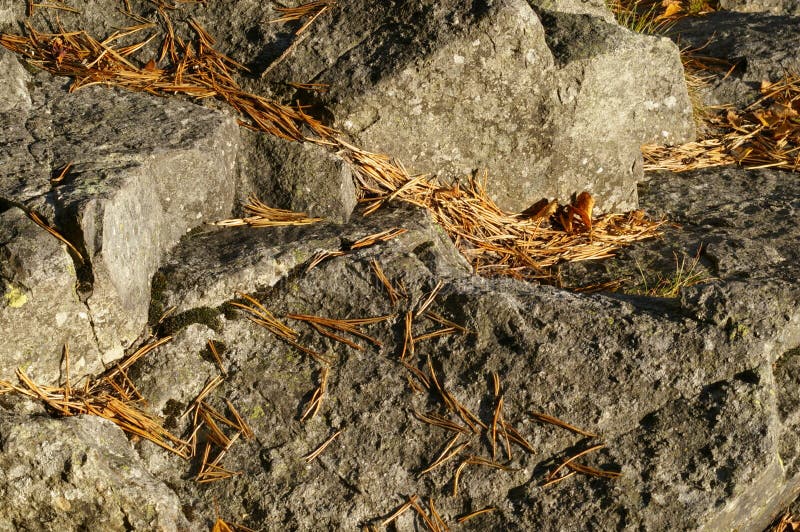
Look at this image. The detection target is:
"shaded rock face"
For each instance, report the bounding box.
[669,12,800,107]
[719,0,800,15]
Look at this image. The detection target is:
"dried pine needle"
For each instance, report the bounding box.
[547,444,605,481]
[530,411,598,438]
[304,429,343,462]
[456,507,496,523]
[381,496,417,527]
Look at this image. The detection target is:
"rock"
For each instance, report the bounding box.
[1,69,240,372]
[719,0,800,16]
[0,207,101,384]
[668,12,800,106]
[0,47,29,112]
[0,412,191,531]
[248,0,694,213]
[237,131,357,223]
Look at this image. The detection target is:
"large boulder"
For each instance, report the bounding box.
[0,48,239,382]
[113,167,799,530]
[235,0,694,213]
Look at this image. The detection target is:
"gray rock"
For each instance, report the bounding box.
[237,131,357,223]
[129,169,799,530]
[719,0,800,16]
[0,207,101,384]
[0,47,30,112]
[1,71,240,370]
[231,0,693,213]
[668,12,800,106]
[0,412,190,531]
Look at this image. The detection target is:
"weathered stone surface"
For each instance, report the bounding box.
[245,0,693,213]
[1,68,240,373]
[0,207,101,384]
[0,47,29,112]
[669,12,800,107]
[719,0,800,16]
[116,167,798,530]
[237,131,357,223]
[0,412,190,531]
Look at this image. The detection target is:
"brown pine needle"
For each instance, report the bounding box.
[207,340,226,376]
[491,395,503,460]
[401,360,430,390]
[548,444,605,481]
[51,161,72,184]
[418,434,467,476]
[413,327,458,344]
[301,366,329,421]
[225,399,253,439]
[410,498,439,532]
[213,196,323,227]
[370,259,399,305]
[566,461,622,479]
[530,412,598,438]
[424,312,468,334]
[304,429,343,462]
[305,249,346,272]
[456,507,496,523]
[541,469,577,488]
[381,496,417,527]
[416,280,444,317]
[401,311,414,361]
[26,210,83,261]
[310,322,363,351]
[286,313,383,348]
[428,498,448,532]
[414,411,472,435]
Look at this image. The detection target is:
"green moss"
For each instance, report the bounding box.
[159,307,222,335]
[250,404,265,419]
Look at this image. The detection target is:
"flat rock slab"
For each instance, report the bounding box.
[0,48,239,382]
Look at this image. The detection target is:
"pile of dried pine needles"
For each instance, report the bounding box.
[640,40,800,173]
[0,1,664,282]
[0,337,253,485]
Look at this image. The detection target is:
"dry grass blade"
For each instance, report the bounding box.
[547,444,605,481]
[26,210,83,261]
[213,196,323,227]
[304,429,343,462]
[531,411,598,438]
[456,507,496,523]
